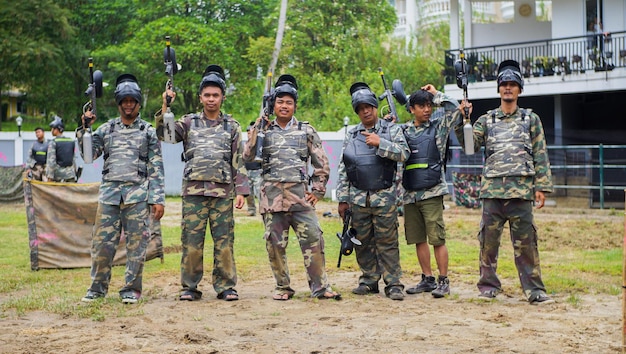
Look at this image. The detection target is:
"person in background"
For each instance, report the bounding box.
[26,127,48,181]
[46,116,78,183]
[244,122,262,216]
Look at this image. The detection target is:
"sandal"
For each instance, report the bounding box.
[272,289,295,301]
[316,291,342,301]
[217,288,239,301]
[179,290,202,301]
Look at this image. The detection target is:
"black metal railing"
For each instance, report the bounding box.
[443,31,626,85]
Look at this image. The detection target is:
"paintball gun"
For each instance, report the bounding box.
[253,72,274,162]
[335,209,361,268]
[82,58,103,164]
[378,67,399,122]
[162,35,179,143]
[390,78,410,113]
[454,50,475,155]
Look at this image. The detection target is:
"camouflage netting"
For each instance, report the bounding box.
[452,172,482,209]
[0,166,26,202]
[23,179,163,270]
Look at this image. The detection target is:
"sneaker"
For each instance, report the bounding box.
[406,274,437,294]
[81,291,105,302]
[432,276,450,298]
[477,289,498,300]
[120,291,140,304]
[528,292,555,305]
[351,284,379,295]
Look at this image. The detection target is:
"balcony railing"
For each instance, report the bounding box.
[443,31,626,85]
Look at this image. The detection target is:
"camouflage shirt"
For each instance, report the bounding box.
[336,118,409,207]
[403,91,462,204]
[243,117,329,213]
[76,116,165,206]
[45,134,78,182]
[155,110,249,199]
[454,106,553,200]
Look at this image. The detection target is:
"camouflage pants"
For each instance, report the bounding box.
[263,210,331,297]
[29,164,45,181]
[180,195,237,296]
[88,201,150,296]
[351,204,403,292]
[478,198,547,297]
[245,169,262,212]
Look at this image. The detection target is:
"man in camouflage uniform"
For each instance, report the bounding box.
[46,116,78,183]
[26,127,48,181]
[456,60,554,305]
[336,82,410,301]
[244,122,262,216]
[77,74,165,304]
[156,64,248,302]
[402,84,461,299]
[243,74,340,301]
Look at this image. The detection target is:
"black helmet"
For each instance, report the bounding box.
[49,115,64,131]
[349,82,378,113]
[273,74,298,102]
[497,59,524,92]
[114,74,142,105]
[198,64,226,94]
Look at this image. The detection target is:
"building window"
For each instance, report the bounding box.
[535,1,552,22]
[471,2,515,24]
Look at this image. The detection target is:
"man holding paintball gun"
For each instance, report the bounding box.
[400,84,461,298]
[155,64,249,302]
[336,82,409,301]
[455,59,554,305]
[78,73,165,304]
[243,74,341,301]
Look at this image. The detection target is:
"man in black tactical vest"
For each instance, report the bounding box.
[336,82,410,301]
[26,127,49,181]
[46,116,78,183]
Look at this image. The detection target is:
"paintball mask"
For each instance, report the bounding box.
[114,74,142,105]
[349,82,378,113]
[273,74,298,102]
[198,64,226,94]
[49,115,65,131]
[497,59,524,92]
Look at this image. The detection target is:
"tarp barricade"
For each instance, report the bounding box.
[0,166,26,202]
[452,172,482,209]
[23,179,163,270]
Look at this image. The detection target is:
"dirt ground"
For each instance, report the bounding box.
[1,199,624,353]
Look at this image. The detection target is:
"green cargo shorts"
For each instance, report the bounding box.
[404,196,446,246]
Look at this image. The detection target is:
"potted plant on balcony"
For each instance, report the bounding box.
[482,55,497,81]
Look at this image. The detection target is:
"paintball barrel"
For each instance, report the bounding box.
[336,209,361,268]
[162,35,179,143]
[253,72,274,162]
[82,58,103,164]
[378,67,398,122]
[454,50,475,155]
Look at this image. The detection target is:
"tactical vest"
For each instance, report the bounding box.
[402,122,442,191]
[262,122,308,183]
[54,137,75,168]
[342,121,396,191]
[102,120,150,183]
[32,140,49,165]
[484,109,535,178]
[183,114,233,183]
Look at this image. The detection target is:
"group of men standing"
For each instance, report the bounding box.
[27,57,553,306]
[26,116,79,183]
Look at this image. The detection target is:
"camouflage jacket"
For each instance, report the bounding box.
[336,118,409,208]
[155,110,249,199]
[454,106,553,200]
[45,134,78,182]
[243,117,329,213]
[403,91,462,204]
[76,116,165,206]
